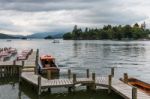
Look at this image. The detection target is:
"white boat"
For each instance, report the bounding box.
[52,39,59,43]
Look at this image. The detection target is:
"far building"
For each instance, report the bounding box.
[141,21,146,30]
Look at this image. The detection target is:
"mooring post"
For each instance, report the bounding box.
[108,75,112,94]
[92,73,95,82]
[132,87,137,99]
[38,75,41,95]
[72,74,76,91]
[86,69,89,78]
[34,67,37,74]
[91,73,96,90]
[68,69,71,79]
[12,60,15,75]
[13,60,16,65]
[124,73,128,83]
[19,66,22,85]
[47,70,51,80]
[73,74,76,84]
[22,61,24,67]
[111,67,114,77]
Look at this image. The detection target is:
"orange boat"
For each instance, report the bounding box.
[40,55,59,73]
[128,78,150,95]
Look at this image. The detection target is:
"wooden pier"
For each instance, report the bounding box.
[21,70,150,99]
[0,49,150,99]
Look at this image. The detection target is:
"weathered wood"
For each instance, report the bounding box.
[38,75,41,95]
[13,60,16,65]
[21,72,150,99]
[92,73,95,82]
[108,75,112,94]
[73,74,76,84]
[124,73,128,83]
[132,87,137,99]
[47,70,51,80]
[111,67,114,77]
[19,66,22,83]
[86,69,89,78]
[22,61,24,67]
[68,69,71,79]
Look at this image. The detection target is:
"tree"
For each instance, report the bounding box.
[44,35,53,39]
[63,32,72,40]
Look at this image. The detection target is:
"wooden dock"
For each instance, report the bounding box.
[21,71,150,99]
[0,49,150,99]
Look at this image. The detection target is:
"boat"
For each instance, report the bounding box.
[16,49,33,61]
[6,40,12,42]
[128,78,150,94]
[52,39,59,43]
[40,55,59,74]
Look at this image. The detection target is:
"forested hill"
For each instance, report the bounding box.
[63,23,150,40]
[0,33,18,39]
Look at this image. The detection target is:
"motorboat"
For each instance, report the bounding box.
[40,55,59,73]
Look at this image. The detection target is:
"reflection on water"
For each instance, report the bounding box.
[0,39,150,98]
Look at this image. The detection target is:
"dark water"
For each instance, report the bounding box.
[0,39,150,99]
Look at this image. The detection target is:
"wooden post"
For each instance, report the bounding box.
[124,73,128,83]
[68,87,72,93]
[73,74,76,84]
[86,69,89,78]
[22,61,24,67]
[108,75,112,94]
[47,70,51,80]
[19,66,22,85]
[38,75,41,95]
[111,67,114,77]
[13,60,16,65]
[92,73,95,82]
[48,88,51,93]
[132,87,137,99]
[0,67,2,78]
[91,73,96,90]
[68,69,71,79]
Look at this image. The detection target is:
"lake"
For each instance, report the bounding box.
[0,39,150,99]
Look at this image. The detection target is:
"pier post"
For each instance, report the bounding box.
[38,75,41,95]
[68,69,71,79]
[108,75,112,94]
[132,87,137,99]
[92,73,95,82]
[111,67,114,77]
[91,73,96,90]
[47,70,51,80]
[73,74,76,91]
[73,74,76,84]
[19,66,22,85]
[22,61,24,67]
[86,69,89,78]
[124,73,128,83]
[13,60,16,65]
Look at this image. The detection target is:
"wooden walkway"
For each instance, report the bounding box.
[1,49,150,99]
[21,72,150,99]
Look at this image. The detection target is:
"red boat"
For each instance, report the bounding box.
[40,55,59,73]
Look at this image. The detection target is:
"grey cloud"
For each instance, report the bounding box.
[0,0,149,35]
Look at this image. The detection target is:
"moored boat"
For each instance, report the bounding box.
[40,55,59,74]
[128,78,150,95]
[52,39,59,43]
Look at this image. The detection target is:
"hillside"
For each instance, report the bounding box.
[0,33,18,39]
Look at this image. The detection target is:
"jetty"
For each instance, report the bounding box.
[0,49,150,99]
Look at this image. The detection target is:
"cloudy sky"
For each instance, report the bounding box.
[0,0,149,35]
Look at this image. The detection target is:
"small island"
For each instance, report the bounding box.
[63,23,150,40]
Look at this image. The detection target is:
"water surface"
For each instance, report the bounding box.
[0,39,150,99]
